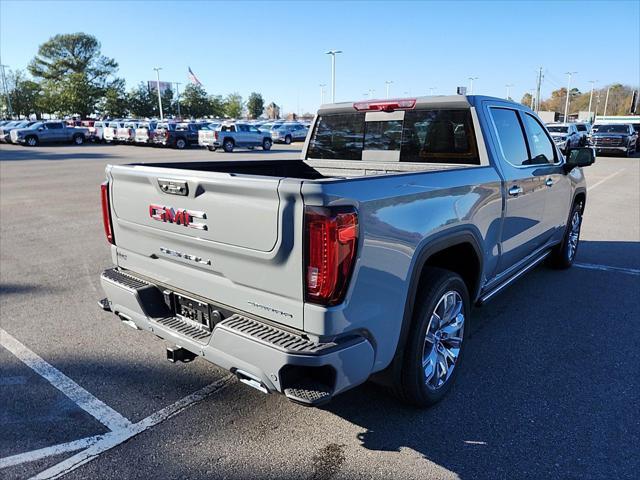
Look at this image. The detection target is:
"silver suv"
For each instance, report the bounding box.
[270,123,309,144]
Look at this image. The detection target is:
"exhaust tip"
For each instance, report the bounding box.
[232,369,270,394]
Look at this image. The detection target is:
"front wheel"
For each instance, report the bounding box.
[72,134,84,145]
[284,135,292,145]
[394,268,470,407]
[262,138,272,151]
[549,201,583,269]
[25,136,38,147]
[175,138,187,150]
[207,145,217,152]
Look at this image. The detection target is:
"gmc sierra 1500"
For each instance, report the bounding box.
[98,95,595,407]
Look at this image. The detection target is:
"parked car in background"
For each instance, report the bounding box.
[1,120,37,143]
[590,123,637,156]
[271,122,309,144]
[197,122,221,150]
[134,121,158,145]
[104,121,124,143]
[152,122,203,149]
[117,121,140,143]
[203,122,273,152]
[546,123,582,154]
[91,121,107,142]
[13,121,89,146]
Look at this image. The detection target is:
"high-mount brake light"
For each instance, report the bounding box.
[304,206,359,306]
[353,98,416,112]
[101,182,115,245]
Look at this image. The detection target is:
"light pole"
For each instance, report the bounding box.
[603,86,611,116]
[319,84,326,105]
[368,88,375,98]
[385,80,393,99]
[468,77,478,94]
[174,82,182,118]
[0,63,13,118]
[563,71,577,122]
[505,83,514,100]
[325,50,342,103]
[587,80,596,122]
[153,67,164,121]
[429,87,436,96]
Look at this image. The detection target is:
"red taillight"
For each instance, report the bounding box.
[101,182,115,244]
[304,206,358,306]
[353,98,416,112]
[214,131,219,140]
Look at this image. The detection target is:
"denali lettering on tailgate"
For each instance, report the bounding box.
[149,204,207,230]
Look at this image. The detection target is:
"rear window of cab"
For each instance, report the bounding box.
[307,109,479,164]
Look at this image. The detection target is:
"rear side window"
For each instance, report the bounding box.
[521,113,556,165]
[490,108,529,167]
[48,123,63,129]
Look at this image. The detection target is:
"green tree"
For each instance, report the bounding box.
[160,87,174,117]
[98,79,128,117]
[209,95,225,118]
[246,92,264,119]
[127,82,155,118]
[520,93,533,109]
[28,33,118,117]
[224,93,243,118]
[2,69,43,118]
[181,84,210,118]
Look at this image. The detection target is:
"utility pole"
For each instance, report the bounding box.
[595,91,601,117]
[385,80,393,99]
[368,88,375,98]
[563,71,577,122]
[0,63,13,118]
[153,67,164,121]
[505,83,514,100]
[325,50,342,103]
[535,67,543,112]
[174,82,182,118]
[429,87,436,96]
[319,84,326,105]
[587,80,596,122]
[603,86,611,116]
[468,76,478,95]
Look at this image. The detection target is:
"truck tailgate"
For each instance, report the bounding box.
[107,164,305,328]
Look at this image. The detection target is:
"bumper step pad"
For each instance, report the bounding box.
[284,381,332,407]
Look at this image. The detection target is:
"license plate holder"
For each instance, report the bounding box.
[174,293,214,331]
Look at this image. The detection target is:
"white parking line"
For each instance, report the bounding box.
[30,375,234,480]
[0,329,132,432]
[0,436,103,469]
[588,169,625,191]
[574,262,640,276]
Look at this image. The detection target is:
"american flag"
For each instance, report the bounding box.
[188,67,202,86]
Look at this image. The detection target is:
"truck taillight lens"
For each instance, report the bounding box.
[304,206,358,306]
[214,131,219,140]
[101,182,115,245]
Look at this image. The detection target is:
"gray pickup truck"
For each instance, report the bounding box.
[13,120,89,146]
[99,95,594,407]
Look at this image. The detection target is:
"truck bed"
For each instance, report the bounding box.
[129,159,468,181]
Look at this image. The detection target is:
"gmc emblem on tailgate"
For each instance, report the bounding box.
[149,204,207,230]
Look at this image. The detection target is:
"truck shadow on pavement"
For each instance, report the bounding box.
[0,147,116,162]
[325,244,639,479]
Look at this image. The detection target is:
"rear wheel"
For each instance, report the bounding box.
[394,268,470,407]
[72,134,84,145]
[549,201,583,269]
[207,145,217,152]
[223,139,234,153]
[262,138,272,150]
[25,135,38,147]
[175,138,187,150]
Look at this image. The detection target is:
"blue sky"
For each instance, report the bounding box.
[1,0,638,114]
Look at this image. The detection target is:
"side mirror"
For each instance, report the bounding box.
[565,147,595,171]
[38,127,44,131]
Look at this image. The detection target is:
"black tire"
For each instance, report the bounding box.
[207,145,217,152]
[72,134,84,145]
[284,135,292,145]
[223,138,234,153]
[549,200,583,269]
[394,268,470,408]
[175,138,187,150]
[25,135,38,147]
[262,138,272,151]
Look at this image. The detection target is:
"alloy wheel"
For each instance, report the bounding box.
[422,291,465,391]
[567,210,581,261]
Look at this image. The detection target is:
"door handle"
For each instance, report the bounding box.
[508,186,524,196]
[545,178,554,187]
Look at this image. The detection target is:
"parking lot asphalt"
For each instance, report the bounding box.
[1,143,638,480]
